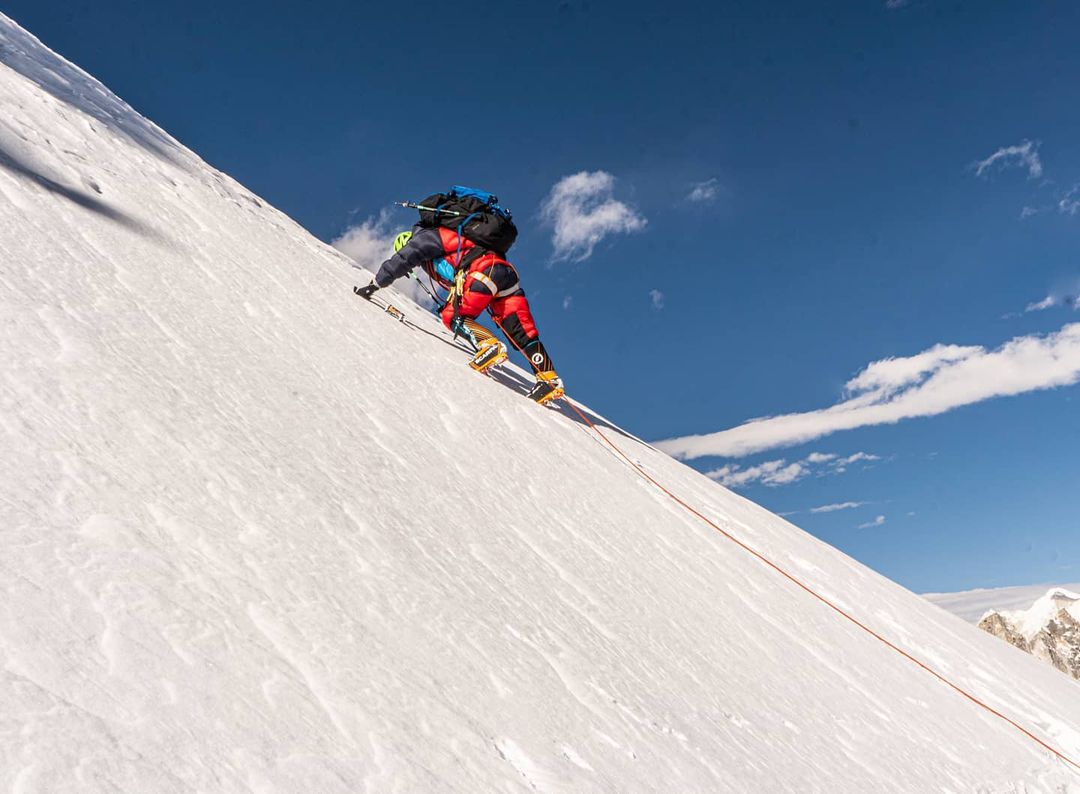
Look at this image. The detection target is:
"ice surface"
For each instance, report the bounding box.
[2,12,1080,793]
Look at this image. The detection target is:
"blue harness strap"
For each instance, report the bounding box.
[454,212,480,264]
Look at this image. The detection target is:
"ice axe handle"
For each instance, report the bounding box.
[394,201,466,217]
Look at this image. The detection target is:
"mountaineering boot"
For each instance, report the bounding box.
[527,370,564,405]
[469,337,509,373]
[459,319,506,373]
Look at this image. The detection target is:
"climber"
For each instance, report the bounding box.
[355,187,563,405]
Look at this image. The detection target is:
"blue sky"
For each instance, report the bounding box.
[10,0,1079,593]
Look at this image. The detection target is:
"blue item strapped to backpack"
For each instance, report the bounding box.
[450,186,512,219]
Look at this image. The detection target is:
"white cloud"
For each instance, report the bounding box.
[857,515,886,529]
[332,210,430,307]
[563,295,573,310]
[839,452,879,463]
[832,452,881,472]
[687,178,721,203]
[1059,184,1080,216]
[1020,206,1041,219]
[810,501,867,514]
[972,140,1043,180]
[1024,291,1080,313]
[707,459,806,488]
[656,323,1080,460]
[331,210,396,271]
[1026,295,1056,312]
[844,344,982,396]
[541,171,646,262]
[706,451,879,489]
[649,289,665,310]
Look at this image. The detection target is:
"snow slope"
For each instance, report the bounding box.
[2,13,1080,793]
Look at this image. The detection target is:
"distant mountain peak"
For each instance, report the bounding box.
[978,588,1080,681]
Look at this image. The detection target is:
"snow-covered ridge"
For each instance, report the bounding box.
[1003,589,1080,642]
[925,582,1080,624]
[2,11,1080,792]
[976,589,1080,682]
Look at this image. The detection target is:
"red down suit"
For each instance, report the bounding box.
[373,226,556,374]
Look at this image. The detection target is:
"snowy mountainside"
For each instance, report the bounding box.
[976,589,1080,681]
[2,12,1080,793]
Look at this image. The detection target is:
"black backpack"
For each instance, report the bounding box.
[415,186,518,255]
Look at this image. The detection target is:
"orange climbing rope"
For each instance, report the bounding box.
[490,316,1080,775]
[567,402,1080,773]
[365,291,1080,772]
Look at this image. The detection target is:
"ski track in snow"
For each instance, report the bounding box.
[2,11,1080,793]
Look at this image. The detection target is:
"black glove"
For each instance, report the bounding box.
[354,281,379,300]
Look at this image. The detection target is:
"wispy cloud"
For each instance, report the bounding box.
[562,295,573,310]
[1024,290,1079,313]
[541,171,646,262]
[649,289,665,310]
[331,209,395,271]
[657,324,1080,460]
[981,146,1080,218]
[332,210,430,306]
[706,451,879,489]
[885,0,909,8]
[1006,289,1080,318]
[686,178,721,203]
[857,515,887,529]
[972,140,1043,180]
[708,459,804,488]
[810,501,868,514]
[1059,184,1080,216]
[832,452,880,470]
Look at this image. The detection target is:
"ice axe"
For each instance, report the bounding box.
[394,201,468,217]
